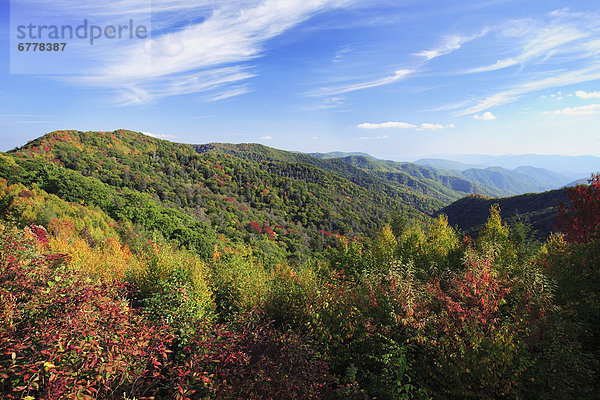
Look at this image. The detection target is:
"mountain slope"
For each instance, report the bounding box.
[307,152,576,197]
[337,155,499,200]
[195,143,447,211]
[415,159,576,195]
[198,143,497,204]
[3,130,442,257]
[439,190,566,238]
[513,166,573,188]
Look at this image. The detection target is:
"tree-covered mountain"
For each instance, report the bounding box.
[336,154,498,200]
[335,154,577,196]
[2,130,450,263]
[439,189,566,238]
[196,143,497,204]
[4,130,582,248]
[458,166,550,195]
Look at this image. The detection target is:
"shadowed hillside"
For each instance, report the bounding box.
[439,189,566,238]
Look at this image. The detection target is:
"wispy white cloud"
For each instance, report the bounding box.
[303,96,346,111]
[357,121,416,129]
[473,111,496,120]
[107,67,256,105]
[315,69,412,96]
[357,122,454,130]
[549,104,600,116]
[466,16,591,73]
[576,90,600,99]
[447,9,600,116]
[332,47,353,63]
[452,67,600,116]
[206,86,251,102]
[415,29,488,60]
[260,136,273,140]
[354,134,388,140]
[52,0,359,103]
[142,131,177,139]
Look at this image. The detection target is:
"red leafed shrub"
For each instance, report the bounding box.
[1,225,329,399]
[160,312,331,400]
[263,224,275,240]
[428,253,511,328]
[411,250,540,399]
[247,221,262,235]
[556,173,600,243]
[28,224,49,245]
[0,226,173,399]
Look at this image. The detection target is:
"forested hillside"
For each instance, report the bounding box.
[441,190,567,238]
[199,143,499,202]
[2,130,441,263]
[1,130,598,399]
[335,154,576,196]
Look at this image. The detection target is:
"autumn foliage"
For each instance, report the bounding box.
[556,173,600,243]
[1,130,599,398]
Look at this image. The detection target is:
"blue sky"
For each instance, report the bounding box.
[1,0,599,160]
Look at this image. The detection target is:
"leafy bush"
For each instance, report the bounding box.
[161,312,331,400]
[0,223,173,399]
[211,245,271,318]
[128,239,214,331]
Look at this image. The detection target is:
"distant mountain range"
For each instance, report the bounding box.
[414,158,486,171]
[419,154,600,178]
[309,152,590,197]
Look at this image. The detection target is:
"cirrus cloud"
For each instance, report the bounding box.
[53,0,362,104]
[314,69,413,96]
[357,122,454,130]
[415,29,488,60]
[357,121,416,129]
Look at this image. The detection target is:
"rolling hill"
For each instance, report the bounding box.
[3,129,585,246]
[2,130,454,262]
[199,143,500,203]
[327,153,578,196]
[439,190,566,238]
